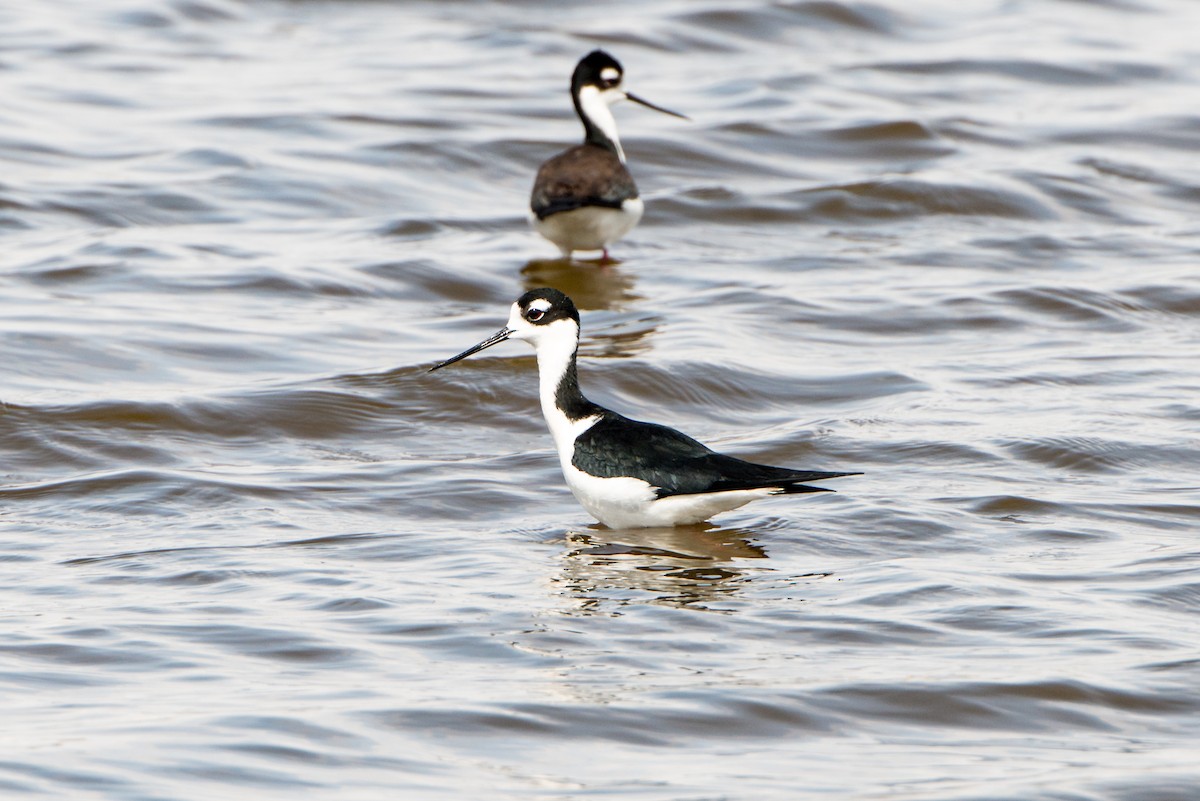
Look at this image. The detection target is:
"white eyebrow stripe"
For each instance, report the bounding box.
[529,299,552,312]
[600,67,619,82]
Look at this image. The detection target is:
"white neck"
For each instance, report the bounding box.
[577,86,626,163]
[533,323,597,453]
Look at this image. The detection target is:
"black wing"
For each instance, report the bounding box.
[572,414,858,499]
[530,144,639,220]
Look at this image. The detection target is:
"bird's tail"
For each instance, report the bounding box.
[769,470,861,495]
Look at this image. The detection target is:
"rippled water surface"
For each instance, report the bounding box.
[3,1,1200,798]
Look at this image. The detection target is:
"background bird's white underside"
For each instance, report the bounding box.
[532,198,644,257]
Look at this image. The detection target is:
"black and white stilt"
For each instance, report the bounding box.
[530,50,687,262]
[430,289,858,528]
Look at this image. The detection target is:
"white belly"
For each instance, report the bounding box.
[531,198,644,257]
[560,459,774,529]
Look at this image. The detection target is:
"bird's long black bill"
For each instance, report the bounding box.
[428,327,512,372]
[626,92,689,120]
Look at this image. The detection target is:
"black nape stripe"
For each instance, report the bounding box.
[555,353,602,421]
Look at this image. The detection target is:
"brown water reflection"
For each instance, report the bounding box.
[520,258,639,311]
[556,523,771,612]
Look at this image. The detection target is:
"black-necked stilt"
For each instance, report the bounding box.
[430,289,858,528]
[530,50,687,262]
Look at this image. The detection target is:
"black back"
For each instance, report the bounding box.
[572,412,857,498]
[529,144,638,220]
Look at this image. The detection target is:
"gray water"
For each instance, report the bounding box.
[2,1,1199,799]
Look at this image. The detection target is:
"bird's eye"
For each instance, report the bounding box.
[527,308,545,322]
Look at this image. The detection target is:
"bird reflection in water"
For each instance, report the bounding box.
[521,257,637,312]
[521,259,656,363]
[554,523,769,613]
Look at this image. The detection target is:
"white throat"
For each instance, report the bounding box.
[577,85,625,163]
[531,322,597,452]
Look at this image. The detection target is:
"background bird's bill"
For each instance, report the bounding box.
[625,91,689,120]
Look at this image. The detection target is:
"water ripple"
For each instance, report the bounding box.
[3,0,1200,798]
